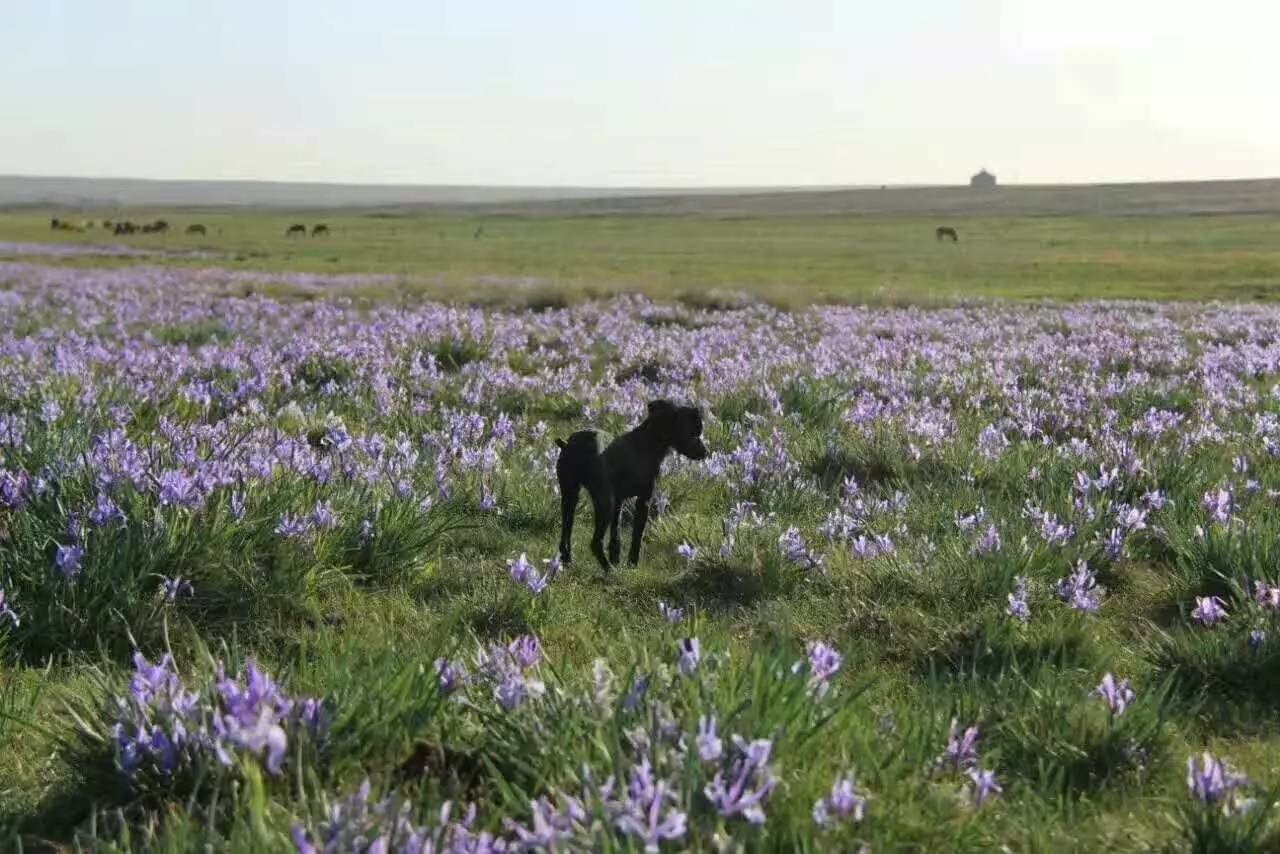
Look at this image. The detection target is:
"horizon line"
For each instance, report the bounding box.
[5,172,1280,192]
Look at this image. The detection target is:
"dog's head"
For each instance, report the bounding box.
[646,399,709,460]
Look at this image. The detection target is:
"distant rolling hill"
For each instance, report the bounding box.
[3,174,1280,217]
[0,175,850,211]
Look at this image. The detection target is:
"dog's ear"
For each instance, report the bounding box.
[647,399,676,418]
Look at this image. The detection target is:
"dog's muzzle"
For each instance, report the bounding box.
[677,437,710,460]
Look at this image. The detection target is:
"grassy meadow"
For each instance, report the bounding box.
[3,206,1280,306]
[1,197,1280,851]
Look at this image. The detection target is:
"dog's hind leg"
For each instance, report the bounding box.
[558,480,580,564]
[628,490,651,566]
[589,489,613,569]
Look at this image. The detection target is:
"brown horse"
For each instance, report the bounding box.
[935,226,959,243]
[286,224,307,237]
[186,224,207,235]
[311,224,329,236]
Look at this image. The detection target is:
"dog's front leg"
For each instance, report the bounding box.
[628,491,651,565]
[558,481,580,564]
[607,498,624,566]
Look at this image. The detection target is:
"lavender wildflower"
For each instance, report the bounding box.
[1252,580,1280,610]
[658,600,686,624]
[1007,575,1031,621]
[1191,596,1228,626]
[508,635,542,670]
[275,514,311,539]
[434,658,466,695]
[0,469,29,510]
[1054,560,1103,613]
[1203,488,1234,525]
[612,760,689,851]
[211,661,293,775]
[936,719,981,773]
[812,772,868,827]
[1103,526,1126,561]
[696,715,723,762]
[89,492,126,528]
[676,542,699,564]
[805,641,843,696]
[677,638,701,677]
[704,736,778,824]
[778,526,823,570]
[975,522,1002,555]
[622,675,650,712]
[1187,751,1251,815]
[54,544,85,579]
[976,424,1009,459]
[507,552,550,595]
[1092,673,1135,716]
[1249,629,1267,651]
[309,500,339,531]
[967,768,1002,806]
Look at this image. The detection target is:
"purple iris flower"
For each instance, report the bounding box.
[937,719,981,773]
[658,600,685,624]
[704,736,777,824]
[1092,673,1135,716]
[677,638,701,677]
[1007,575,1031,621]
[54,544,85,579]
[696,715,723,762]
[967,768,1002,806]
[1191,596,1228,627]
[812,772,868,826]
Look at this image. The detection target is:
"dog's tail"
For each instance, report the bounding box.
[554,438,567,450]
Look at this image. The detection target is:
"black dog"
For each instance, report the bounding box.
[556,400,709,569]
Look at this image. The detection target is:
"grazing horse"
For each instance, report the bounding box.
[935,226,959,243]
[311,224,329,236]
[50,218,61,230]
[114,221,138,235]
[286,224,307,237]
[186,224,207,235]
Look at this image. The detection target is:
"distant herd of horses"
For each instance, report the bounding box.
[49,217,960,243]
[50,218,331,238]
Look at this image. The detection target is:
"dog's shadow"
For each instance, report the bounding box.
[649,558,793,609]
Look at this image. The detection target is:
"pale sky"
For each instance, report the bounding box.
[3,0,1277,186]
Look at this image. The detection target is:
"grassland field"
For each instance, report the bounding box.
[2,195,1280,852]
[3,206,1280,306]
